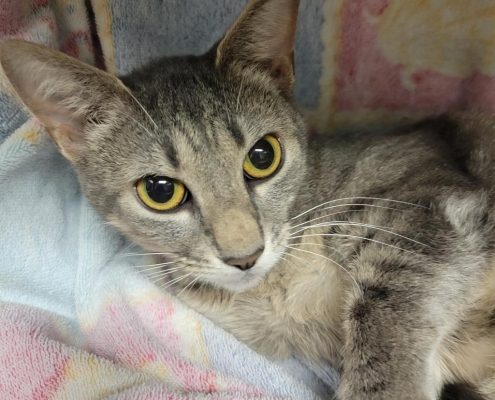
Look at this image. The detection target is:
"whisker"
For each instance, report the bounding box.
[124,113,156,137]
[290,209,368,231]
[117,241,139,255]
[283,250,310,265]
[289,233,417,254]
[139,266,179,276]
[288,242,346,259]
[285,245,359,290]
[159,272,193,292]
[178,274,202,298]
[152,269,189,285]
[279,254,302,270]
[279,254,314,303]
[291,196,428,221]
[236,74,245,113]
[148,270,186,282]
[292,221,430,247]
[124,89,159,130]
[133,261,177,270]
[124,252,176,257]
[143,265,188,277]
[290,204,402,231]
[221,86,231,123]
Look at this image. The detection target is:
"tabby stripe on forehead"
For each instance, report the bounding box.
[165,143,180,169]
[227,118,245,147]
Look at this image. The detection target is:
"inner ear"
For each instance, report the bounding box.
[216,0,300,95]
[0,39,128,162]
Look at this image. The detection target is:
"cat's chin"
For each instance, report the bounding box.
[204,246,284,293]
[201,263,270,293]
[210,273,265,293]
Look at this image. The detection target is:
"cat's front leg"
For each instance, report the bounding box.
[337,273,445,400]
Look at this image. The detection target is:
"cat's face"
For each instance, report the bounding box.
[0,0,304,291]
[90,62,307,291]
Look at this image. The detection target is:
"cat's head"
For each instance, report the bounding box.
[0,0,306,292]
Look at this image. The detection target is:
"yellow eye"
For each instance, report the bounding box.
[243,134,282,179]
[136,176,189,212]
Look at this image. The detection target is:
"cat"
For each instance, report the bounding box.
[1,0,495,399]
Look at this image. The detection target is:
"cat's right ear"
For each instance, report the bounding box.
[216,0,300,95]
[0,40,128,162]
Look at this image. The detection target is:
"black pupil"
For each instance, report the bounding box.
[249,138,275,170]
[145,177,175,203]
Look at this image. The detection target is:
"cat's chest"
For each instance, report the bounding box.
[237,233,348,361]
[276,236,345,321]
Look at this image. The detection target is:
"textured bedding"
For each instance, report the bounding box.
[2,1,495,399]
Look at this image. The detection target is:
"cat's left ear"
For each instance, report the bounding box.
[0,40,128,162]
[216,0,300,95]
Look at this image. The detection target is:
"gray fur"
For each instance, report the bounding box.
[1,0,495,399]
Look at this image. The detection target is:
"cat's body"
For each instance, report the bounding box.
[171,122,495,399]
[1,0,495,399]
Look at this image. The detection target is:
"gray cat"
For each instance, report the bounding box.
[1,0,495,399]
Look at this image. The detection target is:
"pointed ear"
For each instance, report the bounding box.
[0,40,128,162]
[216,0,300,95]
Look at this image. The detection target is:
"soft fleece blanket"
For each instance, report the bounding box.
[0,120,333,399]
[2,0,495,399]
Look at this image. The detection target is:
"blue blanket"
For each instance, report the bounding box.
[0,1,336,398]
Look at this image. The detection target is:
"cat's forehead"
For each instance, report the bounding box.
[112,55,301,182]
[123,55,285,126]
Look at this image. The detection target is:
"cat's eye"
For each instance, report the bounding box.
[243,134,282,180]
[136,176,189,212]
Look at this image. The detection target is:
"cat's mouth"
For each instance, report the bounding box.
[218,251,283,292]
[149,228,289,293]
[155,234,285,292]
[203,230,288,292]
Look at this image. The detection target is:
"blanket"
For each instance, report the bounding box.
[3,0,495,399]
[0,122,334,399]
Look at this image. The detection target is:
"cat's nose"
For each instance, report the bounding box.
[224,248,264,271]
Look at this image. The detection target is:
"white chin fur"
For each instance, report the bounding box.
[204,240,284,293]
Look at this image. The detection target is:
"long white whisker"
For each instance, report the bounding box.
[289,233,417,254]
[286,245,359,290]
[283,250,309,265]
[158,272,193,291]
[125,90,159,130]
[289,242,346,259]
[236,74,245,113]
[290,204,401,231]
[178,274,202,298]
[279,254,312,303]
[148,270,187,282]
[280,254,301,270]
[292,221,430,247]
[124,113,155,137]
[133,261,177,270]
[291,196,428,221]
[221,86,231,123]
[143,265,188,277]
[124,252,176,257]
[290,209,368,231]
